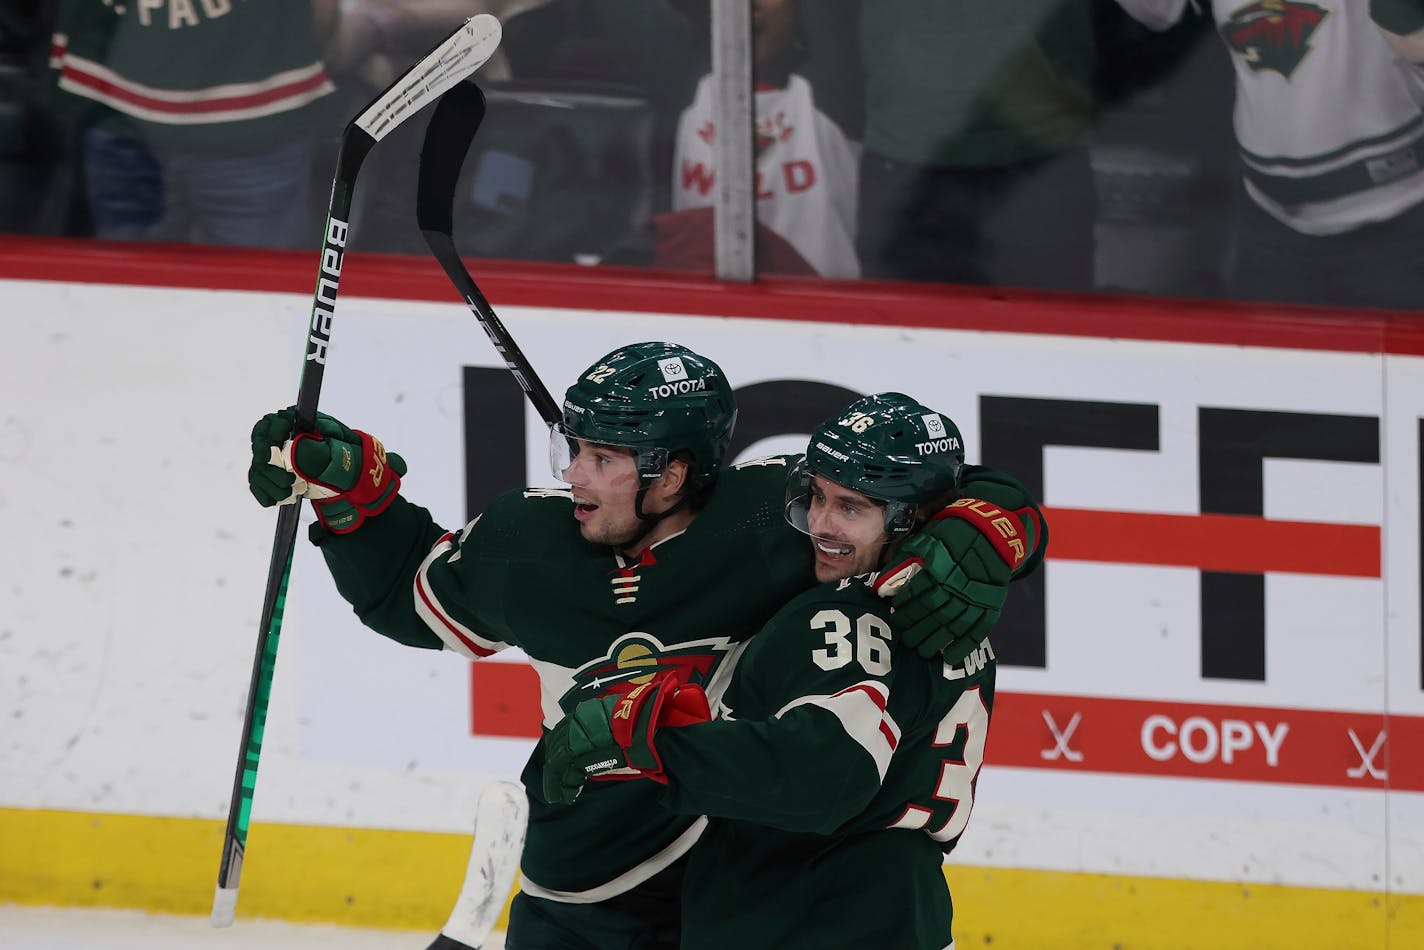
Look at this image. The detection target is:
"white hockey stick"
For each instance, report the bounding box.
[211,14,502,930]
[355,14,503,143]
[426,780,529,949]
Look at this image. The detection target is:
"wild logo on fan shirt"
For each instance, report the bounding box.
[683,106,818,202]
[1222,0,1328,78]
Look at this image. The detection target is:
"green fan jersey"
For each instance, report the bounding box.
[656,574,998,950]
[312,455,813,900]
[51,0,335,150]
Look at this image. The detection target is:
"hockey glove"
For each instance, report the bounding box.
[541,672,710,806]
[877,467,1046,664]
[248,407,407,534]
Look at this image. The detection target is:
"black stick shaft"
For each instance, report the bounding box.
[214,132,373,901]
[211,16,504,926]
[416,82,561,426]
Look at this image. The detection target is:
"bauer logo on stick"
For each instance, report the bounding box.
[306,218,348,365]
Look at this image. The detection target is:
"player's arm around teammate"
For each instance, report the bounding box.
[543,392,1035,948]
[245,361,1043,950]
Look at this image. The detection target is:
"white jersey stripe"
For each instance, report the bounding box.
[776,680,898,780]
[414,534,508,660]
[526,656,576,731]
[887,803,934,832]
[520,817,708,903]
[57,55,333,126]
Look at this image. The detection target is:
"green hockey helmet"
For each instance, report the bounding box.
[787,392,964,536]
[552,341,738,489]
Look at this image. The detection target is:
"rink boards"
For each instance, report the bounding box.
[1,239,1422,947]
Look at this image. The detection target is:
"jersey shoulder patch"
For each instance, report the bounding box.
[467,485,580,559]
[697,454,799,531]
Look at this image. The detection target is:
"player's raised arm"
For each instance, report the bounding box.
[248,405,492,651]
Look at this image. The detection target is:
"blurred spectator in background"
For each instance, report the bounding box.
[1087,7,1237,300]
[1117,0,1424,311]
[1,1,50,68]
[665,0,860,278]
[1376,0,1424,60]
[831,0,1101,292]
[311,0,552,258]
[50,0,337,248]
[320,0,548,88]
[331,0,705,263]
[0,0,69,234]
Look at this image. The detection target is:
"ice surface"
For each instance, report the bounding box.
[0,905,505,949]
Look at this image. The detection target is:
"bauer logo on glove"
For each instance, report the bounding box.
[939,497,1027,567]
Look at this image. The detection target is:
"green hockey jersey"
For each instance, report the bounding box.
[314,455,813,900]
[50,0,334,150]
[656,574,998,949]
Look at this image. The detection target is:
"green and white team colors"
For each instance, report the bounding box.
[312,456,811,899]
[657,574,997,950]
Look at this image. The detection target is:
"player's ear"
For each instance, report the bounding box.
[659,457,690,497]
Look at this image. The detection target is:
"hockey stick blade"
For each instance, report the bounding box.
[427,780,529,950]
[417,80,562,426]
[356,14,502,143]
[211,18,503,930]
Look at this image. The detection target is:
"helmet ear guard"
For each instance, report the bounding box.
[883,499,918,535]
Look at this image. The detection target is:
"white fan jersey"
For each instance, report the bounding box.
[1118,0,1424,234]
[674,74,861,277]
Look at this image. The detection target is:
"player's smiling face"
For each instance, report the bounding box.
[563,438,646,547]
[806,475,889,582]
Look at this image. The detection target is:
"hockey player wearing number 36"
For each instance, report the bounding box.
[543,392,1044,950]
[247,346,1044,950]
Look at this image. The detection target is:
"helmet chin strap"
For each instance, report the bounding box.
[615,484,693,556]
[875,540,901,572]
[875,532,914,573]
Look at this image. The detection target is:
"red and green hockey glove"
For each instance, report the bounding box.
[877,467,1047,664]
[541,672,710,806]
[248,407,407,534]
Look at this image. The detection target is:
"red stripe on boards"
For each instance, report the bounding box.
[991,692,1420,792]
[5,236,1424,354]
[1043,508,1381,577]
[468,664,1423,792]
[471,662,542,738]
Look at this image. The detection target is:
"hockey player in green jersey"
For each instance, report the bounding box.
[247,346,1041,950]
[544,392,1041,949]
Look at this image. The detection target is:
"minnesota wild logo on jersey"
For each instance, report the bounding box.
[316,453,814,900]
[1221,1,1327,78]
[564,632,737,713]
